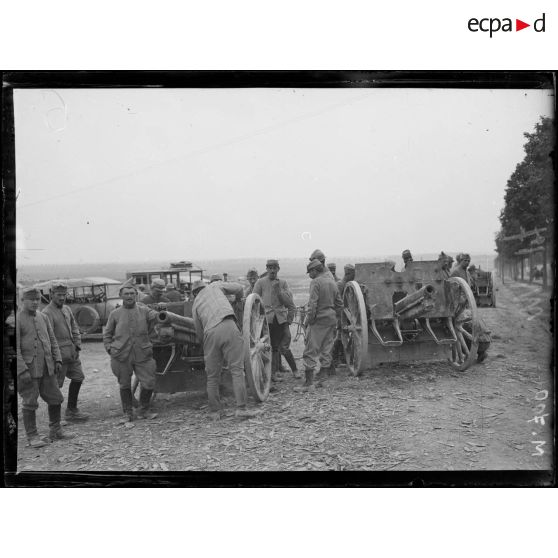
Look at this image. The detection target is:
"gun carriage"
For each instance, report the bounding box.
[145,293,272,402]
[340,261,481,375]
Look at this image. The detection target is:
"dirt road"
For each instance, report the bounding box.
[16,279,553,474]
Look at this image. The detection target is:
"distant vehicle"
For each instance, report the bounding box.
[125,261,205,296]
[33,277,122,336]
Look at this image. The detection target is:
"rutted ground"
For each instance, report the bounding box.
[17,279,553,472]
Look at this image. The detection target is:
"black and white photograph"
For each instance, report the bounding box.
[4,72,555,482]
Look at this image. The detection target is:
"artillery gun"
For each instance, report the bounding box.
[340,261,481,374]
[142,293,272,402]
[471,267,496,307]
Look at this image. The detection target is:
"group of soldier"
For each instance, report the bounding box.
[16,247,491,447]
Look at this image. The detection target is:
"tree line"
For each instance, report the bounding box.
[495,116,554,261]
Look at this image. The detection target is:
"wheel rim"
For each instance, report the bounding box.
[448,277,480,371]
[242,293,271,401]
[341,280,368,376]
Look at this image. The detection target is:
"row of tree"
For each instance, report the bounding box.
[495,116,554,261]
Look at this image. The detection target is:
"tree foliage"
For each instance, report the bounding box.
[496,116,554,258]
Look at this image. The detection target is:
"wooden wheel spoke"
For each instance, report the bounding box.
[456,331,469,356]
[457,325,473,341]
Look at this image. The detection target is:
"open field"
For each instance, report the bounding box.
[14,277,553,475]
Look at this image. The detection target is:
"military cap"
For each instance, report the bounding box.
[307,259,322,273]
[309,249,325,261]
[119,277,137,292]
[402,249,412,258]
[266,259,279,267]
[246,267,259,278]
[151,278,166,289]
[461,253,471,260]
[327,262,337,270]
[209,273,222,282]
[22,286,41,299]
[191,280,206,293]
[468,264,477,271]
[166,282,176,290]
[50,280,68,292]
[455,253,463,263]
[344,263,355,271]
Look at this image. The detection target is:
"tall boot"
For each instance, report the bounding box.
[283,350,302,379]
[137,388,158,420]
[271,351,283,382]
[22,409,47,448]
[48,404,76,440]
[65,381,89,422]
[315,365,329,388]
[119,388,135,424]
[294,369,315,392]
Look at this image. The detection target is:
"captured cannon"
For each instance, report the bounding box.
[340,261,481,374]
[142,294,272,402]
[471,268,496,307]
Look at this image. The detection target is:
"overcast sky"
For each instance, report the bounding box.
[14,87,553,266]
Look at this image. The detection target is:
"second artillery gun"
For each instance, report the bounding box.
[137,293,272,402]
[340,261,482,374]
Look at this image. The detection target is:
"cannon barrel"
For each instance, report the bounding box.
[394,284,436,319]
[157,311,196,333]
[155,324,198,345]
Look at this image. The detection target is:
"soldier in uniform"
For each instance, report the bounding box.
[438,252,453,279]
[42,281,89,422]
[141,278,170,306]
[209,273,223,284]
[451,253,472,285]
[243,268,259,298]
[103,278,159,424]
[402,249,413,268]
[253,259,298,381]
[449,255,491,362]
[296,259,343,391]
[331,264,357,369]
[327,262,338,281]
[165,282,182,302]
[17,287,75,447]
[191,280,259,421]
[309,249,334,279]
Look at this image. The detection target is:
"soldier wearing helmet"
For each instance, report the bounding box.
[296,259,343,391]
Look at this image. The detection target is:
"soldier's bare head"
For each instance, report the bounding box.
[121,287,137,307]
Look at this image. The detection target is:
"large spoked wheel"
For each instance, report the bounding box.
[242,293,272,402]
[448,277,480,371]
[341,280,369,376]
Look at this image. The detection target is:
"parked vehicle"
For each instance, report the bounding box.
[125,261,205,297]
[33,277,122,336]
